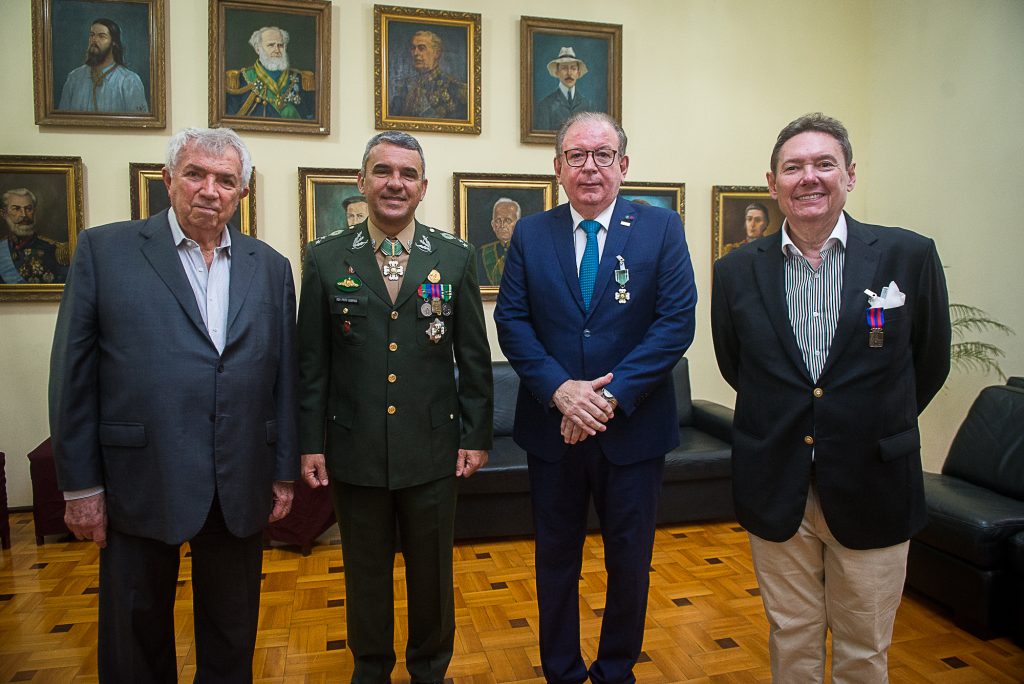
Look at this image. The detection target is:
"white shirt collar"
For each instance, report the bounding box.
[168,207,231,251]
[569,202,616,233]
[558,83,575,99]
[781,212,847,256]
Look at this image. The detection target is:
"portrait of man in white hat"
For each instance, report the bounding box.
[534,46,593,131]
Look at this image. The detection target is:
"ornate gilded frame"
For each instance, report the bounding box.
[374,5,482,135]
[32,0,167,128]
[619,182,686,226]
[297,167,361,267]
[520,16,622,145]
[453,172,559,298]
[129,162,257,237]
[711,185,782,264]
[0,155,84,302]
[209,0,332,135]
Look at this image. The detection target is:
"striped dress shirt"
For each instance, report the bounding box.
[782,216,847,382]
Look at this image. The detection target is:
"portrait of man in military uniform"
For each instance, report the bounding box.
[0,188,69,285]
[225,25,315,119]
[476,198,520,287]
[387,26,468,121]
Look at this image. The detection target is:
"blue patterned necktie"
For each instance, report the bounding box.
[579,219,601,310]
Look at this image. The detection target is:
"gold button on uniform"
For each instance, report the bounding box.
[391,311,399,320]
[803,435,815,445]
[388,374,397,383]
[813,387,824,398]
[387,405,397,415]
[388,342,398,351]
[342,307,349,314]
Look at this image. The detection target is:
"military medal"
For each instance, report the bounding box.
[614,255,630,304]
[426,317,446,343]
[418,283,453,317]
[867,307,884,348]
[336,276,361,291]
[381,238,404,281]
[427,269,441,283]
[421,302,433,316]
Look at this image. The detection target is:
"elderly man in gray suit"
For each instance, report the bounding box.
[49,127,298,682]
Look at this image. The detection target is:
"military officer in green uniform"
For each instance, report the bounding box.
[225,26,315,119]
[297,131,493,684]
[1,188,69,284]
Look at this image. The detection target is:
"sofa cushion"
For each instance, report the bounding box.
[1011,531,1024,574]
[673,357,694,427]
[666,428,732,481]
[943,384,1024,500]
[491,362,520,437]
[456,436,532,495]
[918,471,1024,568]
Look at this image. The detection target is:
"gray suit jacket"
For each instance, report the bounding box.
[49,210,299,544]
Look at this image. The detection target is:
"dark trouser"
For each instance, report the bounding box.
[528,442,664,684]
[98,495,264,683]
[332,477,457,684]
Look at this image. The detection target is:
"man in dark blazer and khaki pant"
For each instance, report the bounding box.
[711,113,950,682]
[297,131,493,684]
[49,127,299,682]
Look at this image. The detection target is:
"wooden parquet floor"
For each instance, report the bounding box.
[1,512,1022,683]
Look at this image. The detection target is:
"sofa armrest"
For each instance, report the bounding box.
[691,400,733,444]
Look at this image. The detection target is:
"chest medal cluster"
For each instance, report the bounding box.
[420,269,452,343]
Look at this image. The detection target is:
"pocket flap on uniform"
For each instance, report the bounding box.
[98,422,147,448]
[330,295,368,317]
[429,401,457,428]
[265,420,278,444]
[878,426,920,462]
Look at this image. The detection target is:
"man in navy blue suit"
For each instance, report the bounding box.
[495,112,697,684]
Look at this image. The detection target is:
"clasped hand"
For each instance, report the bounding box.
[553,373,616,444]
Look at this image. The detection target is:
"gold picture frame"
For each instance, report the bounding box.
[453,172,559,298]
[297,167,362,267]
[129,162,257,238]
[209,0,332,135]
[32,0,167,128]
[620,182,686,226]
[711,185,782,264]
[0,155,84,302]
[375,4,482,135]
[520,16,622,145]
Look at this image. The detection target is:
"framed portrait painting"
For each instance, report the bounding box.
[711,185,782,263]
[32,0,167,128]
[297,167,362,265]
[520,16,622,145]
[129,162,257,237]
[209,0,332,135]
[375,5,482,135]
[619,182,685,226]
[0,156,84,302]
[453,172,559,298]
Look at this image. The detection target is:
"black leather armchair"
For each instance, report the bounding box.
[906,378,1024,638]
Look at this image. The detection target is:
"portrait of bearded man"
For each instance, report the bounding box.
[0,188,68,285]
[57,17,148,113]
[225,26,316,119]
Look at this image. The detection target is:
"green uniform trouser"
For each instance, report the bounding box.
[333,476,457,684]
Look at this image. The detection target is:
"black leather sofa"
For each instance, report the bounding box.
[454,357,735,540]
[906,378,1024,640]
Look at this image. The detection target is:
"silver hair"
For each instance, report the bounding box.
[555,111,628,157]
[1,187,37,210]
[412,30,442,51]
[360,131,426,179]
[492,197,521,215]
[249,26,290,53]
[165,127,253,187]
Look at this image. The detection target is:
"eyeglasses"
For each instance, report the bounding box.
[562,148,618,168]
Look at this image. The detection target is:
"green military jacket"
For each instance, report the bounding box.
[297,221,493,490]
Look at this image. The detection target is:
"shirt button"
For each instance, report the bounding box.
[391,311,399,320]
[388,374,397,383]
[389,342,398,352]
[813,387,824,398]
[217,364,224,373]
[813,311,820,317]
[387,405,397,415]
[583,329,591,338]
[804,435,815,445]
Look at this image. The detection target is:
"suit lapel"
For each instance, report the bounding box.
[548,204,585,312]
[820,215,881,379]
[226,228,256,334]
[138,211,211,343]
[343,225,391,305]
[753,233,813,382]
[586,198,634,319]
[395,223,439,307]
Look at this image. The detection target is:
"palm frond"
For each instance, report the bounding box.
[950,341,1007,380]
[949,303,1015,339]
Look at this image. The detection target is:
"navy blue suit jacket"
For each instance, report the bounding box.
[49,211,299,544]
[711,214,950,549]
[494,198,697,464]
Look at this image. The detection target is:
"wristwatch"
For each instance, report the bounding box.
[602,388,617,406]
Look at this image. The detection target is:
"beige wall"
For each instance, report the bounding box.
[1,0,1020,508]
